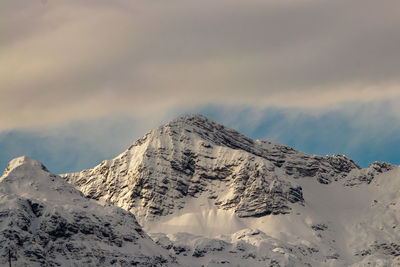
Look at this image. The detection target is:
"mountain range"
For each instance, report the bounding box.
[1,114,399,266]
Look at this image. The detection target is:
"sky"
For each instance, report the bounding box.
[1,0,399,173]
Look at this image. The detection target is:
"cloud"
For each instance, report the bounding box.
[1,0,400,131]
[1,102,398,175]
[0,114,164,174]
[196,101,400,167]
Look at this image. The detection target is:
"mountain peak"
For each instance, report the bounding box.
[128,113,253,151]
[1,156,49,178]
[0,163,174,265]
[162,113,255,148]
[172,114,211,123]
[165,114,223,131]
[64,114,395,225]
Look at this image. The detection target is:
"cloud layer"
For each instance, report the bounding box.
[1,102,399,174]
[2,0,400,130]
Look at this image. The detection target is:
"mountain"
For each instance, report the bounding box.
[62,114,392,222]
[0,156,178,266]
[61,114,400,266]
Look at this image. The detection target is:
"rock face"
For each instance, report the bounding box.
[62,115,386,224]
[0,156,177,267]
[343,161,394,186]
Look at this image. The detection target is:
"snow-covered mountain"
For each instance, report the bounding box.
[61,114,400,266]
[0,156,177,266]
[63,114,379,223]
[2,115,399,266]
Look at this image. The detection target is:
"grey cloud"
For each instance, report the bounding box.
[1,0,400,130]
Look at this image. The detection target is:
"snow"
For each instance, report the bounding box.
[147,166,400,266]
[4,115,399,266]
[0,156,177,266]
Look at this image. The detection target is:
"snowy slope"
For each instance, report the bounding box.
[143,167,400,266]
[60,114,400,266]
[0,156,178,267]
